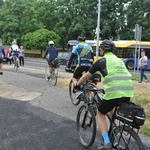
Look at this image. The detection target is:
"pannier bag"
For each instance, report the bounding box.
[115,101,146,126]
[50,58,60,68]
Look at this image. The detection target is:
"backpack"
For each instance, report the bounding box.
[115,101,146,127]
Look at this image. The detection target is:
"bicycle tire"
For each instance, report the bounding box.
[45,65,50,81]
[50,68,57,86]
[76,104,96,148]
[111,125,145,150]
[69,79,80,105]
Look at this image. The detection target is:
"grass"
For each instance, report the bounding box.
[57,75,150,136]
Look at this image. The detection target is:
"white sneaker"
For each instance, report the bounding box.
[76,91,83,99]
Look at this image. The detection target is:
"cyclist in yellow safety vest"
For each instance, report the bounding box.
[74,39,134,150]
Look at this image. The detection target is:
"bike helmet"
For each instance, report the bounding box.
[77,35,86,42]
[48,41,54,45]
[100,39,115,52]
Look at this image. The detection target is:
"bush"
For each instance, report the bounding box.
[21,29,61,50]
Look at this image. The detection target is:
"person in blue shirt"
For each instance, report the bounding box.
[67,35,94,98]
[44,41,58,79]
[0,39,5,75]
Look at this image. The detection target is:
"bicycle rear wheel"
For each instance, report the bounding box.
[50,68,57,86]
[45,65,50,81]
[13,57,18,70]
[76,105,96,148]
[111,125,145,150]
[69,79,80,105]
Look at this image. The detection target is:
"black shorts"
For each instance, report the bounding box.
[73,66,91,79]
[0,58,3,63]
[97,97,130,114]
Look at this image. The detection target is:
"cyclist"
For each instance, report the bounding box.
[67,35,94,98]
[43,41,58,79]
[75,39,134,150]
[0,39,5,75]
[11,40,19,67]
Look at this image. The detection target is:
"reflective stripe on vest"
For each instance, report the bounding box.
[105,86,133,93]
[103,76,131,84]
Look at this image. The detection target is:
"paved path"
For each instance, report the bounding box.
[0,64,150,150]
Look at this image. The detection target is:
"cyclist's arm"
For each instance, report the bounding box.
[43,49,48,58]
[67,53,76,68]
[77,71,92,86]
[77,58,107,86]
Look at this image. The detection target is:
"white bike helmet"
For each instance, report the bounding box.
[48,41,54,45]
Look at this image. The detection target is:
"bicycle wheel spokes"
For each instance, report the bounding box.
[50,69,57,86]
[77,105,96,148]
[69,79,80,105]
[111,125,145,150]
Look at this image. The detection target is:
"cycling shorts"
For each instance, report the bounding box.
[0,58,3,63]
[13,51,19,58]
[73,66,91,79]
[97,97,130,114]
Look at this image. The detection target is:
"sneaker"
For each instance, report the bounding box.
[97,143,112,150]
[138,81,142,83]
[146,80,149,83]
[76,91,83,99]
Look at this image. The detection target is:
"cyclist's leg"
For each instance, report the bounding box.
[97,97,130,149]
[0,59,3,74]
[16,53,19,67]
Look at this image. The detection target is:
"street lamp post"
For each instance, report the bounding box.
[96,0,101,61]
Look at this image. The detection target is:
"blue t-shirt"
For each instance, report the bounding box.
[44,46,58,61]
[72,42,93,65]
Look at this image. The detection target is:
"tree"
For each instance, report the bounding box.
[21,29,61,50]
[125,0,150,40]
[0,0,44,45]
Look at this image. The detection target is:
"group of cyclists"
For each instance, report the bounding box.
[44,35,134,150]
[0,39,25,74]
[66,35,134,150]
[0,35,135,150]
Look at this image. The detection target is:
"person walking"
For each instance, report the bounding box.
[19,46,25,66]
[0,39,5,75]
[139,50,149,83]
[5,46,12,65]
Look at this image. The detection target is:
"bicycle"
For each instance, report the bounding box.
[66,69,100,106]
[13,55,19,70]
[45,58,60,86]
[76,86,145,149]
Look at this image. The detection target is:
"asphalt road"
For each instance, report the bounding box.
[1,63,150,150]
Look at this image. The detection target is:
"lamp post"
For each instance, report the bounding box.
[96,0,101,61]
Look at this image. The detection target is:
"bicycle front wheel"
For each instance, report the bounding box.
[76,105,96,148]
[111,125,145,150]
[50,68,57,86]
[69,79,80,105]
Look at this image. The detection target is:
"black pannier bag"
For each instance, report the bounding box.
[115,101,146,126]
[50,58,60,68]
